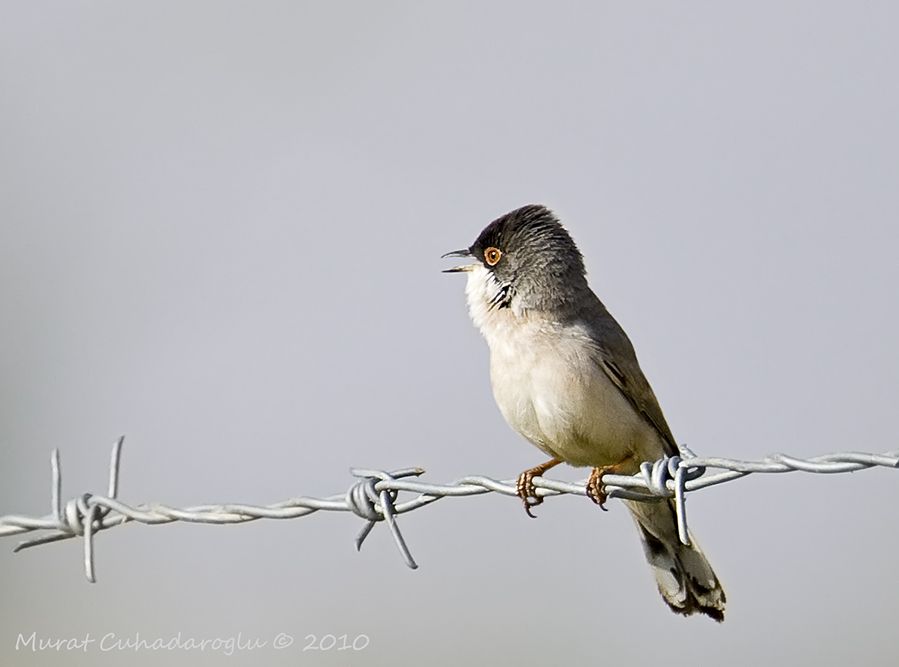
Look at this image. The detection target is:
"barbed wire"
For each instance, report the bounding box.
[1,436,897,582]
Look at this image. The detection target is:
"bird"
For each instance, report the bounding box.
[442,204,726,621]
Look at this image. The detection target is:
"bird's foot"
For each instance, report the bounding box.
[586,467,611,510]
[516,458,562,518]
[586,457,634,511]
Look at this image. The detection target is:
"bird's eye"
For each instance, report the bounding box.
[484,247,502,266]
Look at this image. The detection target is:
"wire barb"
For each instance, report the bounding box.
[9,436,125,581]
[348,467,425,569]
[1,438,897,582]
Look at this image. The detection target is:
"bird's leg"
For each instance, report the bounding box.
[516,457,563,518]
[586,455,635,511]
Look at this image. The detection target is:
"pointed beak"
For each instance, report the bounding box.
[441,248,475,273]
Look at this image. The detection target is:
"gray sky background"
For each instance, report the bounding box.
[1,2,898,666]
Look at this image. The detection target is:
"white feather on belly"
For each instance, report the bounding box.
[465,266,642,467]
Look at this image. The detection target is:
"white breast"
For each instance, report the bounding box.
[465,267,644,468]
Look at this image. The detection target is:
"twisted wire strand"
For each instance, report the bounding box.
[0,437,896,582]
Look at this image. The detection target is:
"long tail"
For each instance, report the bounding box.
[625,498,726,621]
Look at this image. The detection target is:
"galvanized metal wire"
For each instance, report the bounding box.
[1,436,897,581]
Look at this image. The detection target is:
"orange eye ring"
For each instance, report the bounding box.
[484,247,502,266]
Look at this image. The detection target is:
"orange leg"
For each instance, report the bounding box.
[586,455,635,511]
[516,457,563,518]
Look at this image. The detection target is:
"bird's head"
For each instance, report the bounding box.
[443,204,588,324]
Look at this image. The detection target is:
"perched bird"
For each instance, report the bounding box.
[443,204,725,621]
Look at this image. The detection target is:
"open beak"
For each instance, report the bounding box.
[441,248,474,273]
